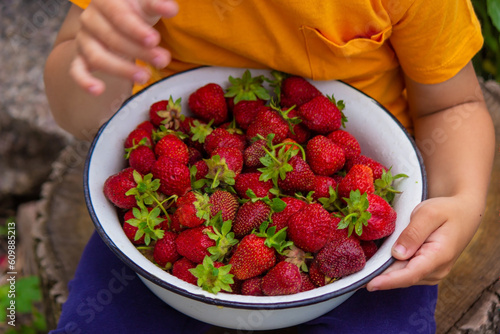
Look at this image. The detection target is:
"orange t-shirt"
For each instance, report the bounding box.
[70,0,483,129]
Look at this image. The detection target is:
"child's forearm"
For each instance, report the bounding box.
[44,39,133,140]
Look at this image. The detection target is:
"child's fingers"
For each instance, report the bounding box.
[70,56,106,96]
[75,31,151,86]
[140,0,179,19]
[391,199,446,261]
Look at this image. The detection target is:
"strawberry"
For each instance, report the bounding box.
[149,96,182,128]
[187,147,203,165]
[103,167,137,209]
[229,233,276,280]
[327,129,361,160]
[204,127,246,155]
[192,160,209,180]
[154,134,189,165]
[124,128,152,149]
[123,205,165,245]
[275,74,322,108]
[286,108,311,144]
[315,236,366,278]
[209,190,239,222]
[233,100,266,130]
[360,240,378,260]
[232,200,271,238]
[172,257,198,285]
[122,209,145,245]
[269,197,306,232]
[297,95,342,134]
[211,147,244,177]
[337,164,375,200]
[308,261,334,287]
[224,70,270,105]
[306,135,345,176]
[299,273,317,292]
[128,145,156,175]
[358,193,397,241]
[311,175,338,201]
[243,139,267,169]
[135,120,156,134]
[246,107,289,144]
[261,261,302,296]
[287,203,333,253]
[175,225,216,263]
[188,83,228,125]
[234,172,273,199]
[240,277,264,296]
[345,155,388,180]
[174,191,210,228]
[153,231,180,268]
[152,156,191,197]
[277,155,315,193]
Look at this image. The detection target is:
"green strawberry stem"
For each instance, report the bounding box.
[189,256,234,294]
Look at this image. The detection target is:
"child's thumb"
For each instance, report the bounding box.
[391,199,440,260]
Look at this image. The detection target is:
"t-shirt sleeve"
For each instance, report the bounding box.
[70,0,90,9]
[389,0,483,84]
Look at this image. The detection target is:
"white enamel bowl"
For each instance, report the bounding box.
[84,67,427,331]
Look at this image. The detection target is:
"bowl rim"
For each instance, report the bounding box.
[83,66,427,310]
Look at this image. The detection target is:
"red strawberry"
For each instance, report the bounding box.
[240,277,264,296]
[297,95,342,134]
[154,134,189,165]
[279,76,322,108]
[229,233,276,280]
[188,83,228,125]
[232,201,271,238]
[327,129,361,160]
[122,209,145,245]
[209,190,239,222]
[311,175,337,201]
[261,261,302,296]
[243,139,267,169]
[308,261,334,287]
[269,197,306,232]
[174,191,210,228]
[152,156,191,197]
[103,167,137,209]
[299,273,317,292]
[187,147,203,165]
[136,120,156,134]
[315,236,366,278]
[153,231,180,268]
[149,97,182,128]
[345,155,388,180]
[360,240,378,260]
[277,155,315,193]
[175,225,216,264]
[306,135,345,176]
[128,145,156,174]
[286,108,311,144]
[358,193,397,241]
[192,160,209,180]
[124,128,152,149]
[287,203,333,253]
[211,147,244,177]
[233,99,266,130]
[246,107,289,144]
[204,127,246,155]
[172,257,198,285]
[234,172,273,199]
[337,164,374,200]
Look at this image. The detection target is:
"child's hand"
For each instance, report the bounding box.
[70,0,179,95]
[366,195,482,290]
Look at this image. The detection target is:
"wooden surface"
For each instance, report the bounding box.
[434,80,500,334]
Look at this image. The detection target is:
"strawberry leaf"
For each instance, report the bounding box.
[189,256,234,294]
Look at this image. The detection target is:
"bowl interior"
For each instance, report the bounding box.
[84,67,426,308]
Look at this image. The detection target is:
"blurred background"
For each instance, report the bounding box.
[0,0,499,333]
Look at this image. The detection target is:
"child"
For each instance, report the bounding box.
[44,0,495,333]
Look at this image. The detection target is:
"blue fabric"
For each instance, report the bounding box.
[50,231,437,334]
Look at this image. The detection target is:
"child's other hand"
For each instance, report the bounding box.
[366,194,482,291]
[70,0,179,95]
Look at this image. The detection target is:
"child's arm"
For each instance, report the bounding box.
[367,62,495,291]
[44,0,177,139]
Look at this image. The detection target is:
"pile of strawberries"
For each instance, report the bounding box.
[103,70,406,296]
